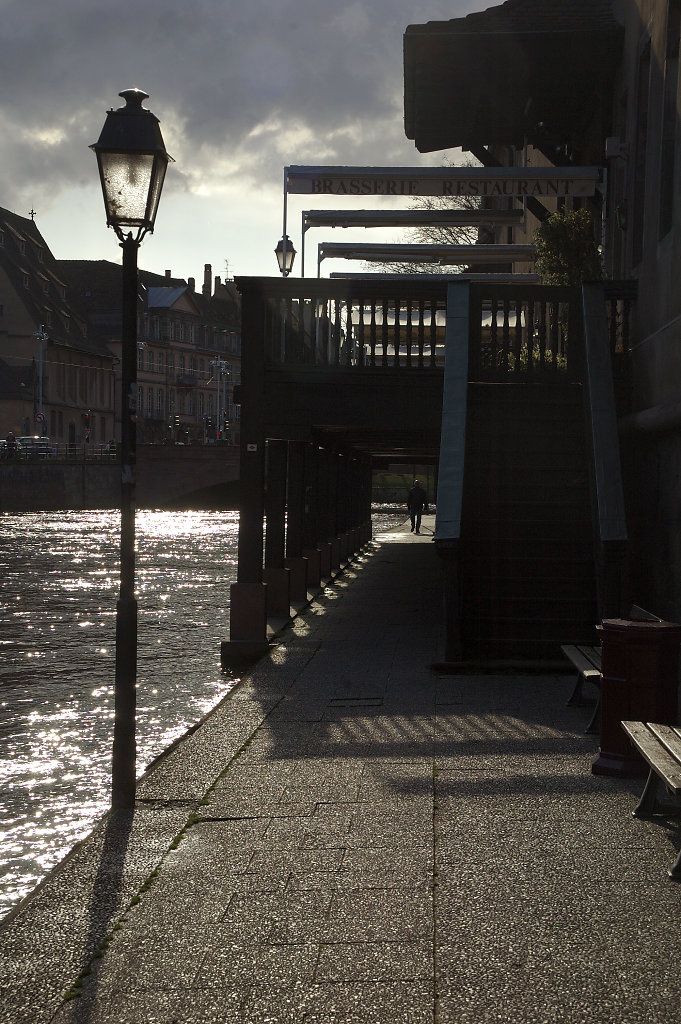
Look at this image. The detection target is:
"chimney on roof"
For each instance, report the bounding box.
[165,269,172,279]
[203,264,212,297]
[214,276,222,291]
[188,277,195,291]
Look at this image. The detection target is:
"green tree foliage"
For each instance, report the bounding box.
[534,207,602,286]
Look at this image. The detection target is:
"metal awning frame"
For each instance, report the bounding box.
[316,242,536,276]
[300,207,525,276]
[280,164,602,277]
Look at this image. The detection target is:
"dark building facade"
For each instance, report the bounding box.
[0,208,115,445]
[405,0,681,621]
[59,261,242,447]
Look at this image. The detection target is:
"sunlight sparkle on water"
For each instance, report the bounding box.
[0,510,241,920]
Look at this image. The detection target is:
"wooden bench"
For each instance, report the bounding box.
[621,721,681,879]
[561,644,602,734]
[562,607,662,735]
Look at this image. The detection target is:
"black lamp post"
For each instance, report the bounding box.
[90,88,172,809]
[275,234,296,276]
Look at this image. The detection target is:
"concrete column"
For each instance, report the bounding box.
[264,438,292,623]
[263,566,291,621]
[284,555,309,605]
[225,280,268,664]
[286,440,306,560]
[286,441,309,604]
[265,439,287,569]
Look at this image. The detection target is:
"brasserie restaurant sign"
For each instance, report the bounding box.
[286,165,601,199]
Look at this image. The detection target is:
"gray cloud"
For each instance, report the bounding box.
[0,0,480,216]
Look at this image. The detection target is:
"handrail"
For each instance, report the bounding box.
[435,281,470,542]
[582,282,628,616]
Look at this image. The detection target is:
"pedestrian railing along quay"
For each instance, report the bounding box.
[244,276,635,381]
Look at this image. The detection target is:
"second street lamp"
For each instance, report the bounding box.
[90,88,173,810]
[275,234,297,276]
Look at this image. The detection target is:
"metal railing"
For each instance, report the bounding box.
[244,276,636,381]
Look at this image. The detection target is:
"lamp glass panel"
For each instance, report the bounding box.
[145,156,168,227]
[99,151,156,227]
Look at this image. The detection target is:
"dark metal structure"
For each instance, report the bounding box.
[224,274,633,667]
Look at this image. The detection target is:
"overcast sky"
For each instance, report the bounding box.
[1,0,482,280]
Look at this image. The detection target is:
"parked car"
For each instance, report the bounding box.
[16,436,56,459]
[0,438,23,458]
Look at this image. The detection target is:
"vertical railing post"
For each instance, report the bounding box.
[224,282,269,665]
[285,440,309,605]
[302,443,322,590]
[434,281,471,664]
[263,438,291,623]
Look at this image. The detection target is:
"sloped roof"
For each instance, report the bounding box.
[58,260,240,345]
[415,0,621,34]
[404,0,623,152]
[0,209,111,358]
[147,286,203,313]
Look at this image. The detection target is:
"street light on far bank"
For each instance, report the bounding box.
[90,88,173,810]
[275,234,296,276]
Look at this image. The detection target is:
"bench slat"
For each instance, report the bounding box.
[621,721,681,793]
[561,645,601,678]
[576,645,601,670]
[647,724,681,765]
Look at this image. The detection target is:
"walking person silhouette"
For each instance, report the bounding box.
[407,480,428,534]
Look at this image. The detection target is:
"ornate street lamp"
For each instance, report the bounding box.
[91,88,172,809]
[275,234,296,276]
[32,324,49,430]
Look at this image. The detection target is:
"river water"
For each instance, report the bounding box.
[0,507,405,921]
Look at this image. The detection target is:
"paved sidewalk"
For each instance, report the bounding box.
[2,517,681,1023]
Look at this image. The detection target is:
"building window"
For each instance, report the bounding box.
[179,355,185,375]
[660,3,681,238]
[157,389,163,415]
[189,357,196,377]
[147,350,154,372]
[138,386,144,414]
[180,321,185,342]
[190,324,196,344]
[170,320,176,340]
[147,389,153,416]
[189,393,194,415]
[22,273,29,289]
[198,392,204,416]
[138,347,144,370]
[199,359,205,378]
[168,354,175,374]
[158,352,164,374]
[208,394,214,417]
